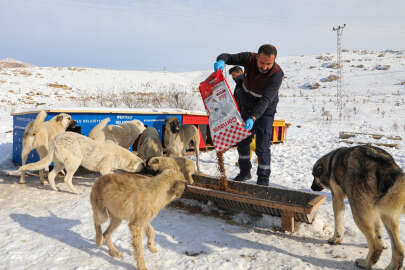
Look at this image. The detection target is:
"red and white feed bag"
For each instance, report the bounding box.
[199,70,251,152]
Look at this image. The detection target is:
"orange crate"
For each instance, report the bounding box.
[272,119,286,143]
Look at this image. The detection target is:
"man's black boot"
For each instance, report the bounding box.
[233,173,251,182]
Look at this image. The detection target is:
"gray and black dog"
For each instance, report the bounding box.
[312,145,405,270]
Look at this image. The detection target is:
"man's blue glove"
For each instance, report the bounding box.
[214,60,225,72]
[244,118,254,130]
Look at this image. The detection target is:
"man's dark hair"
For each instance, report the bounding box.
[228,66,243,75]
[258,44,277,58]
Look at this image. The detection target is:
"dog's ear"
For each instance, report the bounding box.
[147,157,159,168]
[312,163,323,177]
[311,162,324,191]
[145,157,152,166]
[69,119,77,127]
[186,173,194,184]
[169,180,186,198]
[56,115,64,122]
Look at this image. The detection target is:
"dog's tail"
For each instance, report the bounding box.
[90,180,109,247]
[25,111,47,136]
[18,140,55,172]
[398,174,405,214]
[89,117,110,140]
[90,181,109,225]
[363,145,395,163]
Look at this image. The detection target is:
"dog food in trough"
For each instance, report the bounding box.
[183,174,326,232]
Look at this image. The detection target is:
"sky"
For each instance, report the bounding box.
[1,0,404,72]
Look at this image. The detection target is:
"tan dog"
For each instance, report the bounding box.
[90,169,186,270]
[19,132,144,194]
[147,156,196,184]
[136,127,163,160]
[89,117,145,149]
[311,145,405,270]
[163,117,200,172]
[19,111,76,184]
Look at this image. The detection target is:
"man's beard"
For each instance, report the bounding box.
[258,68,270,74]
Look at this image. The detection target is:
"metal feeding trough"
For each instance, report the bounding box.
[183,174,326,232]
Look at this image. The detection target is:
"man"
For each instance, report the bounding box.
[228,66,244,109]
[213,44,283,186]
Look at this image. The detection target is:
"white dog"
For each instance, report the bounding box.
[19,110,76,184]
[89,117,145,149]
[19,132,144,194]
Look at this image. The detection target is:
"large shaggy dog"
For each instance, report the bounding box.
[163,117,200,172]
[90,169,186,270]
[19,132,144,194]
[311,145,405,270]
[19,111,76,184]
[89,117,145,149]
[136,127,164,160]
[147,156,196,184]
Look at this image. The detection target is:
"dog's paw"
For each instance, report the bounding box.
[148,244,158,253]
[381,242,388,250]
[327,236,342,245]
[137,266,148,270]
[108,249,122,258]
[355,258,371,269]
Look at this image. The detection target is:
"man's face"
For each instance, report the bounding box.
[231,70,243,80]
[256,53,275,74]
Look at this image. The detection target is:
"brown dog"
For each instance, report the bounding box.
[19,110,76,184]
[147,156,196,184]
[311,145,405,270]
[90,169,186,270]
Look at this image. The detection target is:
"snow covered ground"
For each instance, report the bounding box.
[0,50,404,269]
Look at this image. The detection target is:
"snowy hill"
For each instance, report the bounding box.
[0,50,404,270]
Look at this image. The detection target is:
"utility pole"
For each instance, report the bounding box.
[332,24,346,119]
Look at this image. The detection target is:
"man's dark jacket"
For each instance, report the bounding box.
[233,74,243,110]
[217,52,284,120]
